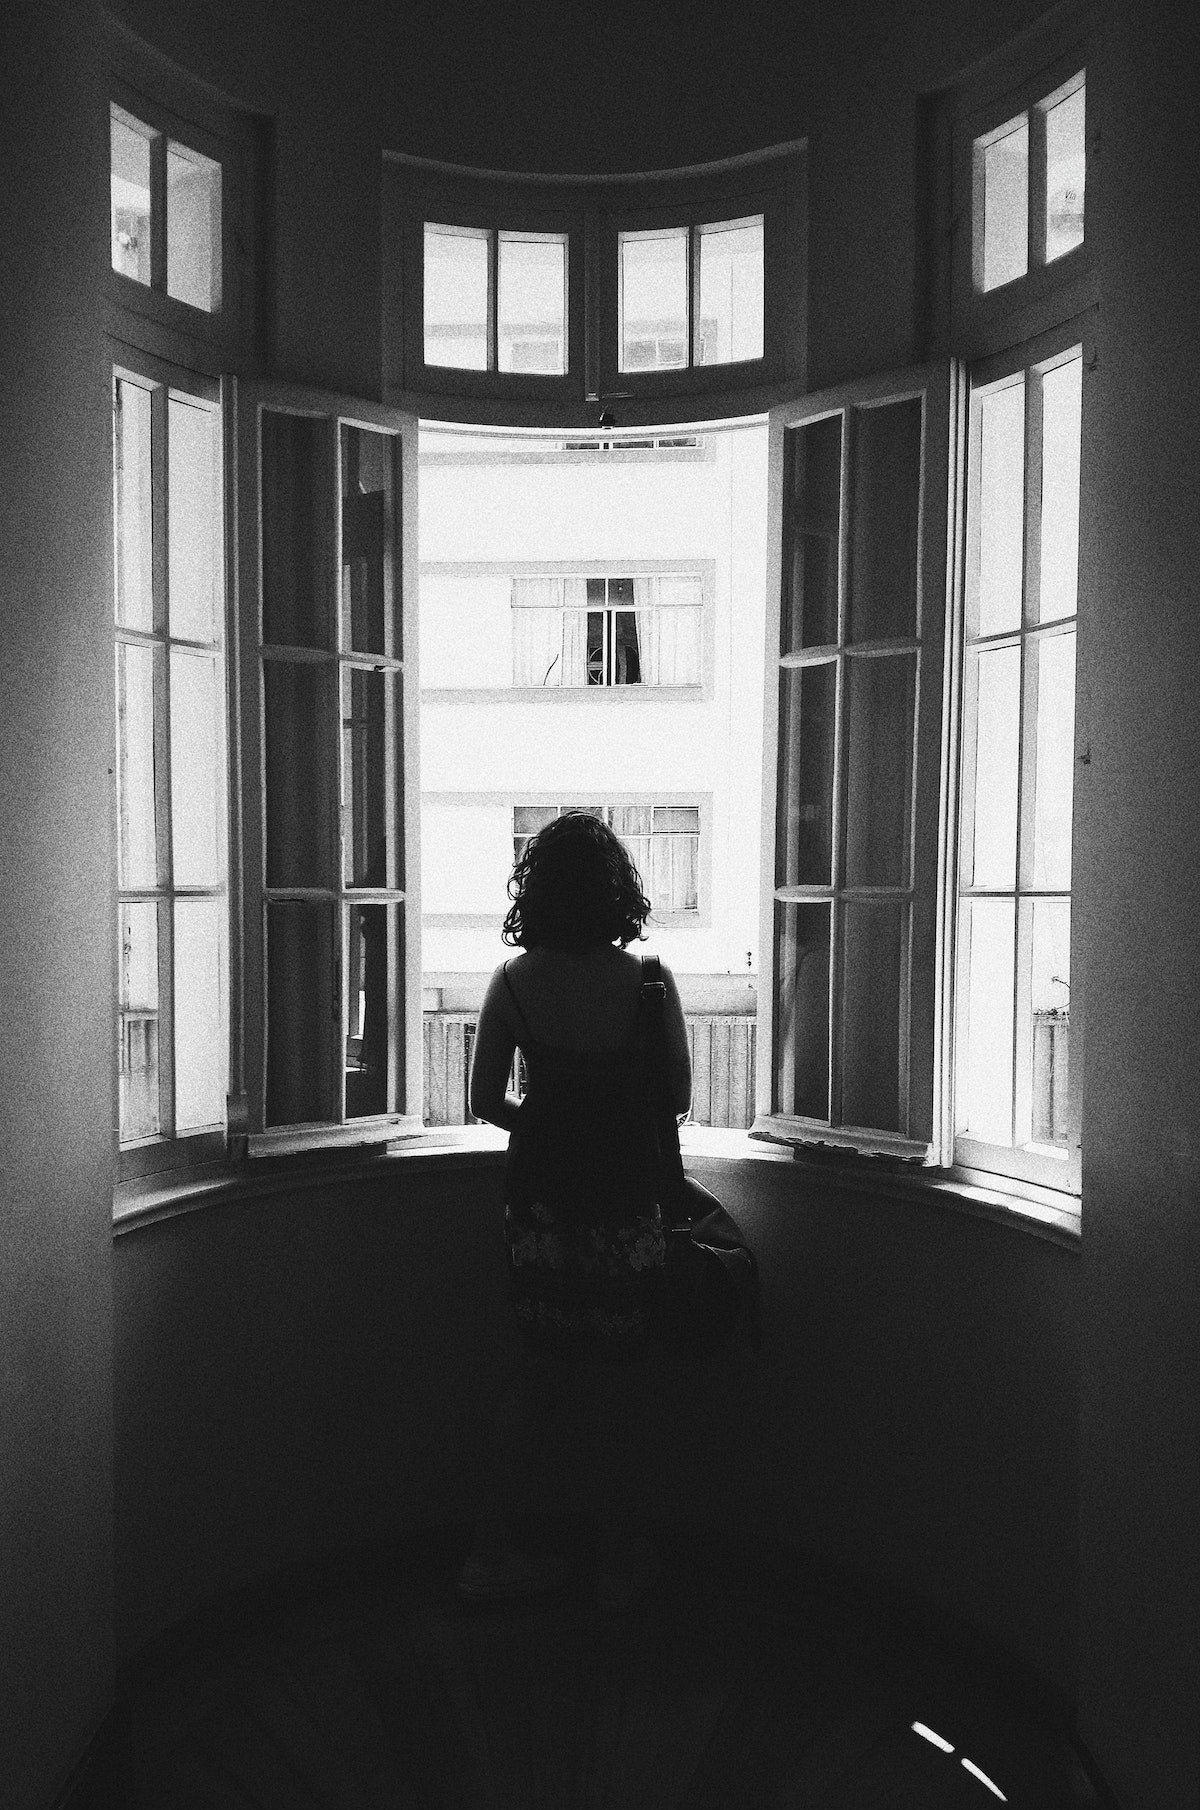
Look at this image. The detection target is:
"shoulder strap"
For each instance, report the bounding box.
[501,960,533,1039]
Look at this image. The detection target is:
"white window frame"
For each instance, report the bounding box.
[234,380,424,1155]
[511,800,706,926]
[510,571,707,691]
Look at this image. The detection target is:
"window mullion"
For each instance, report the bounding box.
[488,230,499,374]
[149,131,168,293]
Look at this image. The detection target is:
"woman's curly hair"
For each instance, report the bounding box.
[502,811,652,950]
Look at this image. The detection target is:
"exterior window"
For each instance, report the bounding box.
[972,72,1085,293]
[110,103,222,312]
[510,574,703,687]
[619,215,764,373]
[513,804,701,917]
[954,343,1082,1185]
[113,372,227,1160]
[423,223,568,375]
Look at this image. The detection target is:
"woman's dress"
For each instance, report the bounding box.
[501,964,666,1357]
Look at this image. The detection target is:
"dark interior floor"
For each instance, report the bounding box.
[93,1525,1106,1809]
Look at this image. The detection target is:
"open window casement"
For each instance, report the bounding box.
[754,363,957,1160]
[234,381,423,1152]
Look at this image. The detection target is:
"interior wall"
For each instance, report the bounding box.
[0,7,116,1810]
[112,1159,1080,1696]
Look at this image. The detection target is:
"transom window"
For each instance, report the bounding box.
[513,804,701,917]
[113,369,227,1169]
[972,72,1085,294]
[618,216,764,372]
[110,103,222,313]
[423,223,568,374]
[511,574,703,688]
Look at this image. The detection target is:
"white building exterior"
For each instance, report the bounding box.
[418,423,769,1015]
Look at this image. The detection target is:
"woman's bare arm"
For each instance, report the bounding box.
[659,961,693,1117]
[468,965,523,1131]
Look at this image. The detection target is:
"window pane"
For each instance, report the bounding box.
[1031,630,1076,890]
[513,804,557,837]
[116,642,158,890]
[1044,81,1086,262]
[966,643,1021,889]
[844,652,916,887]
[773,901,830,1120]
[166,142,221,312]
[111,110,152,285]
[612,611,642,683]
[168,397,220,642]
[174,898,225,1131]
[651,824,699,913]
[848,398,922,642]
[264,660,331,887]
[424,224,489,370]
[696,215,764,365]
[783,415,841,652]
[341,667,397,888]
[513,607,563,686]
[841,902,904,1132]
[341,426,396,658]
[497,233,567,375]
[652,806,700,832]
[1028,898,1071,1147]
[972,381,1025,637]
[611,805,653,836]
[261,412,328,649]
[959,897,1015,1144]
[1037,356,1082,624]
[777,662,836,887]
[641,602,701,684]
[170,649,223,888]
[114,380,154,631]
[619,228,688,372]
[976,116,1028,292]
[266,901,337,1126]
[346,902,389,1117]
[119,901,159,1140]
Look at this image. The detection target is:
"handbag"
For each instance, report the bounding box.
[638,958,761,1357]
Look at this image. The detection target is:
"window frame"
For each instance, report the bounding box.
[112,349,233,1184]
[754,362,956,1162]
[233,379,424,1156]
[511,799,707,926]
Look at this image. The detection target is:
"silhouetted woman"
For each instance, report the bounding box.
[460,810,691,1607]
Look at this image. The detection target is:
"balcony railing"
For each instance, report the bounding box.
[423,1011,757,1130]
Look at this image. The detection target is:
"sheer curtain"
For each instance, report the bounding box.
[512,577,562,685]
[639,576,702,685]
[562,577,588,684]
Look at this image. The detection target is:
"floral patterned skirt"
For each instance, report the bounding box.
[505,1192,666,1358]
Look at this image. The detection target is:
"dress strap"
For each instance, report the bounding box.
[501,960,534,1039]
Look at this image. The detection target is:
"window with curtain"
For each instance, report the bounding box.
[511,573,703,687]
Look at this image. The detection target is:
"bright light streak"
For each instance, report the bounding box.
[962,1756,1008,1800]
[911,1722,955,1753]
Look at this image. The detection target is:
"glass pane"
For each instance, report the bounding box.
[264,660,331,887]
[265,901,337,1126]
[612,611,642,683]
[696,215,764,365]
[114,380,154,631]
[651,827,699,913]
[170,649,224,889]
[841,902,904,1132]
[513,804,557,836]
[261,412,328,648]
[611,805,653,836]
[848,398,922,642]
[1044,81,1086,262]
[1038,356,1082,623]
[959,897,1015,1144]
[1031,630,1076,890]
[782,415,841,653]
[977,116,1028,292]
[341,667,396,888]
[643,602,701,684]
[111,111,152,285]
[777,662,836,887]
[424,224,489,370]
[497,233,567,375]
[972,381,1025,637]
[1028,898,1071,1147]
[119,901,159,1141]
[166,142,221,312]
[844,652,916,887]
[174,898,225,1131]
[341,426,396,657]
[168,397,220,642]
[966,643,1021,888]
[346,902,389,1118]
[773,902,830,1120]
[619,228,688,372]
[652,806,700,832]
[116,642,158,890]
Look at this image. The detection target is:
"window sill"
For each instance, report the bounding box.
[113,1122,1079,1248]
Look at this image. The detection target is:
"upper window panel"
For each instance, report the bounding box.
[971,72,1086,295]
[423,223,568,375]
[618,216,764,374]
[110,103,223,313]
